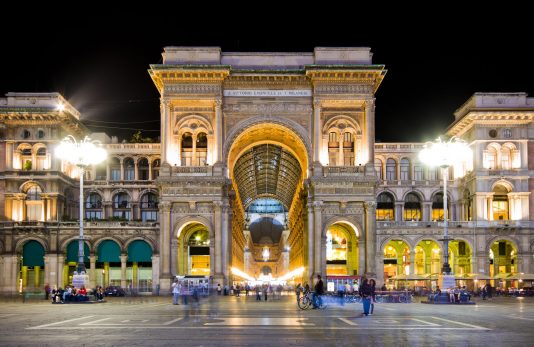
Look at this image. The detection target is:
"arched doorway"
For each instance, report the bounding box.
[226,120,309,284]
[96,240,121,287]
[127,240,153,293]
[177,222,212,276]
[489,239,518,288]
[383,239,410,289]
[20,240,45,291]
[325,222,359,276]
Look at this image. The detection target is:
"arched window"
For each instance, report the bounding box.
[374,159,383,180]
[181,132,193,166]
[492,185,509,220]
[123,158,135,180]
[86,193,103,220]
[484,144,498,169]
[109,158,121,181]
[386,159,397,181]
[140,192,158,221]
[112,192,131,220]
[25,184,43,221]
[138,158,149,180]
[152,159,160,179]
[431,192,444,221]
[400,158,410,180]
[196,132,208,166]
[328,132,338,166]
[404,193,421,221]
[413,162,423,181]
[377,192,395,220]
[343,132,354,166]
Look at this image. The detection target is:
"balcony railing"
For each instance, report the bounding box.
[377,220,534,228]
[0,221,159,228]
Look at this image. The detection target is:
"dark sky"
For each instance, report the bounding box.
[1,8,532,143]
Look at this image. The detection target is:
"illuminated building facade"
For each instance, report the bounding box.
[0,47,532,294]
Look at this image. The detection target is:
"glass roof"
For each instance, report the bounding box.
[233,144,301,210]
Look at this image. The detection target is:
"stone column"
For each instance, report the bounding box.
[57,255,64,289]
[365,99,375,164]
[158,201,172,292]
[423,202,432,222]
[221,201,230,282]
[313,100,322,163]
[395,203,403,222]
[151,255,160,294]
[306,202,315,284]
[148,160,153,180]
[213,201,222,276]
[120,254,127,289]
[177,133,182,166]
[338,136,344,166]
[353,136,358,166]
[120,158,124,181]
[134,160,139,180]
[313,201,323,276]
[161,99,169,164]
[171,239,178,276]
[192,133,197,166]
[358,239,366,276]
[215,98,223,163]
[409,251,415,275]
[365,201,377,276]
[89,255,96,289]
[487,195,494,221]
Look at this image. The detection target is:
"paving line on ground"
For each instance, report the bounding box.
[26,315,95,329]
[338,318,357,326]
[410,318,440,326]
[430,316,490,330]
[505,314,534,321]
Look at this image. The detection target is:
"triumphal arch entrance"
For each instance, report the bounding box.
[149,46,386,291]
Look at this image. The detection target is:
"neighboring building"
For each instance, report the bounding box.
[0,47,532,295]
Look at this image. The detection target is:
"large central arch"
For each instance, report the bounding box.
[225,117,310,282]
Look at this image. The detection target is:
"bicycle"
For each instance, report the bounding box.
[298,291,327,310]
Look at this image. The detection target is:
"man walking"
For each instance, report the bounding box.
[312,275,324,309]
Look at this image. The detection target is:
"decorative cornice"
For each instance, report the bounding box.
[163,84,222,95]
[314,84,373,95]
[149,67,230,94]
[447,112,534,137]
[223,103,312,114]
[305,66,386,93]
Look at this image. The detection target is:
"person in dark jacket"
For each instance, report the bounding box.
[359,278,372,316]
[369,279,376,314]
[312,275,324,309]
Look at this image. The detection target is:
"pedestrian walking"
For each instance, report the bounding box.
[172,279,180,305]
[359,278,372,316]
[369,279,376,314]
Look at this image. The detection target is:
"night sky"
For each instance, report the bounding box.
[1,9,532,143]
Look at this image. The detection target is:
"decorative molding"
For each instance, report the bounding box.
[164,84,222,95]
[223,103,312,113]
[315,84,373,94]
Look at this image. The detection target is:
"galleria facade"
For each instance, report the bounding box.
[1,47,533,294]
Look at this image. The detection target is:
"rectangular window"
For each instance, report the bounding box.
[141,211,158,222]
[113,211,131,220]
[386,166,396,181]
[492,201,509,221]
[498,242,506,256]
[403,209,421,221]
[432,209,444,221]
[124,169,134,180]
[414,165,423,181]
[85,211,102,220]
[377,209,394,221]
[111,169,121,181]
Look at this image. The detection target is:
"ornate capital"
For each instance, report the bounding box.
[313,200,323,210]
[215,98,222,108]
[364,201,376,210]
[313,100,322,109]
[159,201,172,212]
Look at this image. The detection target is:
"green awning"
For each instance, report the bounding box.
[66,241,90,263]
[97,240,121,263]
[23,240,45,267]
[128,240,152,262]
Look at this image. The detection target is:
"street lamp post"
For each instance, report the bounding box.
[419,137,472,276]
[56,136,107,278]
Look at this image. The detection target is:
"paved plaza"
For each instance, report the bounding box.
[0,295,533,346]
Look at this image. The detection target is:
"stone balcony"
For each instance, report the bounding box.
[377,220,534,229]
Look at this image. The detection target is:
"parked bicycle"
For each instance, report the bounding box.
[298,290,327,310]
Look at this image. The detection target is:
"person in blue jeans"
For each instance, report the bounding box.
[359,278,372,316]
[312,274,324,309]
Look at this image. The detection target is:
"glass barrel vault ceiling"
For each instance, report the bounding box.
[233,144,302,210]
